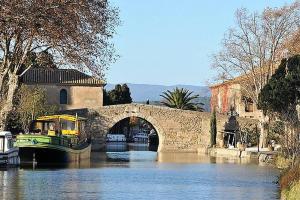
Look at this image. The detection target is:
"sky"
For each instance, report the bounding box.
[107,0,294,86]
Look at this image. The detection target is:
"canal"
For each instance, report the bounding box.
[0,144,279,200]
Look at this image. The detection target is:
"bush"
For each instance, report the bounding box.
[276,155,292,169]
[7,85,58,133]
[279,164,300,191]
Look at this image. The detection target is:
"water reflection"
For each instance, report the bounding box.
[0,169,21,200]
[0,144,280,200]
[157,152,260,165]
[105,142,157,152]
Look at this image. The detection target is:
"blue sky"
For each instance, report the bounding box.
[107,0,294,86]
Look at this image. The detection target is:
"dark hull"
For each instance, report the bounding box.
[0,148,20,167]
[148,135,159,145]
[19,145,91,167]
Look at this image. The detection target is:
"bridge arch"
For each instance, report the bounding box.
[106,112,165,152]
[67,104,254,152]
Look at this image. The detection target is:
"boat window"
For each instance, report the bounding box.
[43,122,56,131]
[0,137,4,153]
[60,120,75,130]
[7,139,13,149]
[60,89,68,104]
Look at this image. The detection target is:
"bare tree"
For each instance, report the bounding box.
[0,1,120,130]
[212,3,300,147]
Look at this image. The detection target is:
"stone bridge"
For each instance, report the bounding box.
[65,104,256,152]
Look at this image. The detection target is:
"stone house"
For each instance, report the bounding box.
[21,68,105,110]
[210,77,262,120]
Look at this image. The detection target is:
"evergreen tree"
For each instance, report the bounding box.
[210,109,217,147]
[120,84,132,104]
[258,56,300,117]
[103,89,111,106]
[104,84,132,105]
[258,55,300,161]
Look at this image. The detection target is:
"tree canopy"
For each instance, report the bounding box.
[104,84,133,105]
[212,3,300,104]
[0,1,119,75]
[258,55,300,117]
[160,87,204,111]
[26,51,57,69]
[258,55,300,159]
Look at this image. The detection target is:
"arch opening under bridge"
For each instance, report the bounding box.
[105,112,163,152]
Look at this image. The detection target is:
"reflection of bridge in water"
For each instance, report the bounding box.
[105,142,157,152]
[63,104,256,152]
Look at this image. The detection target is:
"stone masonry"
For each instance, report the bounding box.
[65,104,257,152]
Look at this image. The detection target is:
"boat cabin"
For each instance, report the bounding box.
[30,115,86,138]
[106,134,127,142]
[0,131,14,153]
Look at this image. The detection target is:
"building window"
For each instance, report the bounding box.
[242,96,254,112]
[60,89,68,104]
[245,102,254,112]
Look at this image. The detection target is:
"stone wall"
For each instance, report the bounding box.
[26,84,104,110]
[67,104,257,152]
[210,82,262,120]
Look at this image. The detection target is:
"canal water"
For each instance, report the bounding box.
[0,144,279,200]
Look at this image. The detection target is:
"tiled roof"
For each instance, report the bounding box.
[21,68,105,86]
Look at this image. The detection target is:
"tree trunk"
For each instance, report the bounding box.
[259,115,268,148]
[0,69,9,101]
[0,73,19,131]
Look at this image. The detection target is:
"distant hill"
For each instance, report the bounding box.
[105,83,211,111]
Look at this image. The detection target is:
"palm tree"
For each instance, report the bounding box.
[160,87,204,111]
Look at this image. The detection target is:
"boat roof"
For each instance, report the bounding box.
[36,114,86,122]
[107,134,126,136]
[0,131,12,137]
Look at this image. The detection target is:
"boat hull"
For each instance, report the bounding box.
[18,144,91,166]
[0,148,20,167]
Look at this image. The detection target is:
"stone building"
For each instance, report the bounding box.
[210,77,262,120]
[21,68,105,110]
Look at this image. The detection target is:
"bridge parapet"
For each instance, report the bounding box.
[61,104,258,152]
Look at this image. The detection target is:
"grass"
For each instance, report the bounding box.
[279,163,300,200]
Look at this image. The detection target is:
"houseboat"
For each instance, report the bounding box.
[106,134,127,142]
[133,132,148,143]
[0,131,19,167]
[14,115,91,166]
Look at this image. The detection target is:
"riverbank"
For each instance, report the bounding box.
[197,147,277,165]
[279,162,300,200]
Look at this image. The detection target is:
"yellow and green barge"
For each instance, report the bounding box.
[14,115,91,166]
